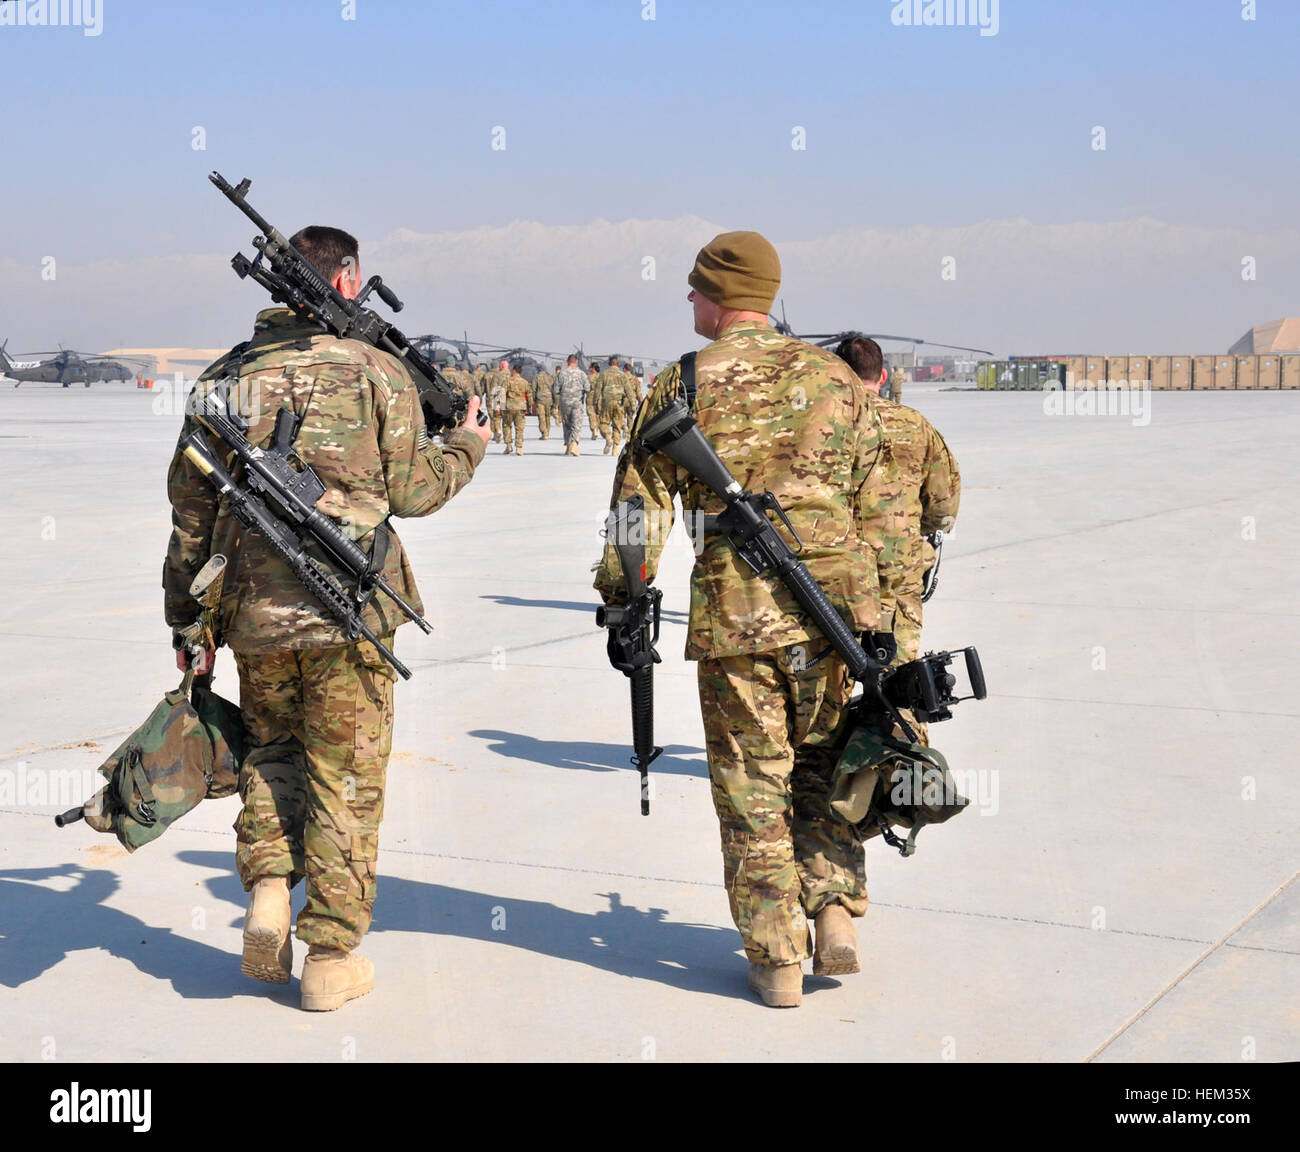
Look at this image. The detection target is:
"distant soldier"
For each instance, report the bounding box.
[621,362,642,422]
[504,364,531,455]
[887,362,905,404]
[532,364,555,440]
[597,357,630,455]
[473,364,488,404]
[586,362,602,439]
[485,360,508,443]
[553,353,589,456]
[835,334,960,689]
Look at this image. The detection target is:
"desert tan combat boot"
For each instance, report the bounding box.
[812,903,860,976]
[747,962,802,1008]
[241,876,291,984]
[301,946,374,1012]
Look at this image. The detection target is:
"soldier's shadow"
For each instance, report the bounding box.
[178,850,767,1002]
[0,864,295,1004]
[479,595,688,623]
[469,729,708,777]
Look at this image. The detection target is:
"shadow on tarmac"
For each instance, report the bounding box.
[479,594,688,623]
[2,854,821,1004]
[469,729,707,777]
[0,864,296,1004]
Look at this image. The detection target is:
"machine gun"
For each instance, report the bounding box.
[191,386,431,641]
[180,431,412,679]
[208,171,485,437]
[595,496,663,815]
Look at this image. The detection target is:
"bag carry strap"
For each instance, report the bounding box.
[679,352,698,412]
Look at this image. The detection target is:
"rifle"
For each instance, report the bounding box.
[180,431,412,679]
[638,398,919,741]
[191,388,431,638]
[208,171,486,437]
[595,496,663,814]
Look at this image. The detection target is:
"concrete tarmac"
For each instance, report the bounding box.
[1,382,1296,1062]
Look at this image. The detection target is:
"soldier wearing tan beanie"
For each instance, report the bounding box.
[595,229,890,1009]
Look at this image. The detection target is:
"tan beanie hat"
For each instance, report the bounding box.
[688,231,781,313]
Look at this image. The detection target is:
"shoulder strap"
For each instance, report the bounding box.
[679,351,698,412]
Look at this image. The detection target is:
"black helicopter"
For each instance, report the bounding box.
[1,342,150,388]
[767,303,992,397]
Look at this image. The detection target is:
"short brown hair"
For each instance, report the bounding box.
[834,333,884,383]
[289,225,359,280]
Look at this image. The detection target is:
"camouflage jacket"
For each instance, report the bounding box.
[593,321,888,660]
[163,308,485,655]
[505,372,531,412]
[623,370,643,408]
[486,370,507,409]
[859,397,961,632]
[596,367,629,416]
[553,365,588,408]
[532,371,554,407]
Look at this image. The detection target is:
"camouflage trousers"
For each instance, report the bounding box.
[233,636,397,952]
[559,404,584,449]
[601,407,626,454]
[697,645,865,966]
[535,403,553,439]
[489,409,503,441]
[586,396,600,438]
[504,409,526,452]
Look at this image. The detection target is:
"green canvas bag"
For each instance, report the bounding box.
[829,716,969,857]
[81,670,245,852]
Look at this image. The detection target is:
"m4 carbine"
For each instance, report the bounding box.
[209,171,486,437]
[596,495,663,815]
[637,399,986,741]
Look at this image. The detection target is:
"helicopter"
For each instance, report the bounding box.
[768,303,992,396]
[1,341,151,388]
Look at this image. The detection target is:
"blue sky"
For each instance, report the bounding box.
[1,0,1296,353]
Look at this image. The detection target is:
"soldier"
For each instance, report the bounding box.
[834,334,960,678]
[597,356,631,455]
[533,363,555,440]
[620,361,642,425]
[473,363,488,405]
[887,361,905,404]
[163,224,490,1011]
[593,232,891,1009]
[586,361,602,440]
[504,363,530,455]
[486,359,508,444]
[553,353,589,456]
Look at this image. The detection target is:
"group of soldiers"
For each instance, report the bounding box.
[439,356,644,457]
[161,221,962,1015]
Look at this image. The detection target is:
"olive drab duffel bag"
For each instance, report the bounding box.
[57,668,245,852]
[828,716,969,857]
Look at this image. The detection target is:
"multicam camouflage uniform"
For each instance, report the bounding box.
[163,307,485,953]
[596,364,630,454]
[553,364,589,451]
[593,321,887,967]
[862,399,960,666]
[532,368,555,439]
[504,369,530,454]
[486,368,507,442]
[586,366,602,439]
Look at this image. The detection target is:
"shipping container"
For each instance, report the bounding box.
[1281,354,1300,390]
[1105,356,1128,388]
[1234,355,1259,390]
[1127,356,1150,386]
[1257,355,1280,389]
[1148,355,1172,390]
[1214,356,1237,390]
[1065,356,1087,389]
[1170,356,1193,389]
[1085,357,1105,388]
[1192,356,1217,390]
